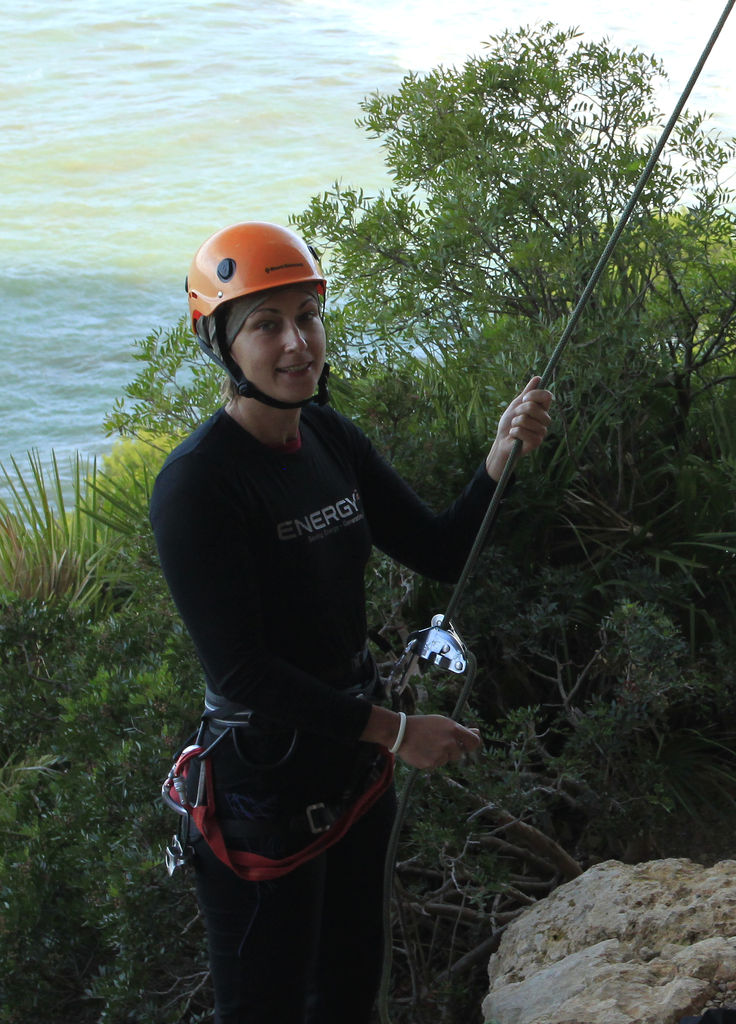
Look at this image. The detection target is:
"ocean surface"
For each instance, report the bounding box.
[2,0,735,487]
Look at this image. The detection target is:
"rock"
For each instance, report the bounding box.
[482,858,736,1024]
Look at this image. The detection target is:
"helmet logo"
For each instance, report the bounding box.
[217,258,236,282]
[265,261,304,275]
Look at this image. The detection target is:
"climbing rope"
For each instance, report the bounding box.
[377,3,736,1020]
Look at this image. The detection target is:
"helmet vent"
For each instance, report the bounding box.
[217,258,236,282]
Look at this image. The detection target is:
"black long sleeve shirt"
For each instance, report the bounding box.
[150,405,497,743]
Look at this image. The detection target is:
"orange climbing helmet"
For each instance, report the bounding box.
[185,222,331,409]
[186,221,326,334]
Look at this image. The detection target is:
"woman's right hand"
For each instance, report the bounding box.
[360,706,482,769]
[398,714,482,769]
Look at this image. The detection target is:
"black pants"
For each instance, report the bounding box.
[193,783,397,1024]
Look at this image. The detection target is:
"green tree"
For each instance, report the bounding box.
[291,22,736,645]
[297,24,736,378]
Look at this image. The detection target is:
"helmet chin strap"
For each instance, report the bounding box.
[195,334,330,410]
[236,363,331,410]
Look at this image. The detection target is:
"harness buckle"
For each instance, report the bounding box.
[306,802,336,834]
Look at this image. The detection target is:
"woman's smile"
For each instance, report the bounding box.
[277,360,313,375]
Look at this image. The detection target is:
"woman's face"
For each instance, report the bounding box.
[229,285,326,405]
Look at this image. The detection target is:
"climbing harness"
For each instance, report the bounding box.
[162,726,394,882]
[161,649,393,882]
[376,3,736,1020]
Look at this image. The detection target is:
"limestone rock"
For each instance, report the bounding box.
[482,858,736,1024]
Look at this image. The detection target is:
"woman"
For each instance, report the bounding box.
[151,221,553,1024]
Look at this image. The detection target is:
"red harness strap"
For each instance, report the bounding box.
[167,747,395,882]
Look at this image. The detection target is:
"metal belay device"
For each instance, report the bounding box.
[387,613,479,750]
[388,614,473,699]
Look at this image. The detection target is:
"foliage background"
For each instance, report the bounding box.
[2,23,736,1024]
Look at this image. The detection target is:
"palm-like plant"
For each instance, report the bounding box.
[0,451,120,610]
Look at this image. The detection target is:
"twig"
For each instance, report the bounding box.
[477,833,557,877]
[408,901,489,925]
[436,929,508,982]
[480,807,583,880]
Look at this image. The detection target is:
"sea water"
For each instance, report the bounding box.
[1,0,734,485]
